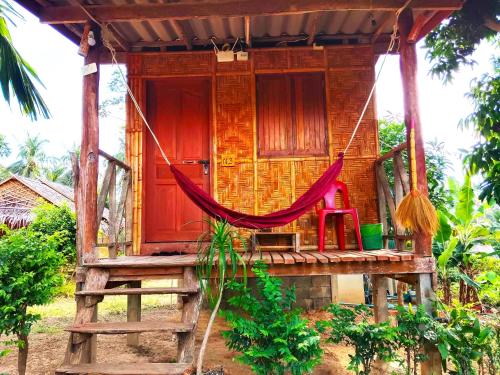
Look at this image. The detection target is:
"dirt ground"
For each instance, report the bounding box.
[0,306,357,375]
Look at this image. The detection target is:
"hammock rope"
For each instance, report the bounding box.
[78,0,413,228]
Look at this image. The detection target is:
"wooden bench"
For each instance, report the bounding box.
[251,231,300,253]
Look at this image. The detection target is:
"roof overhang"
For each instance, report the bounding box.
[15,0,463,52]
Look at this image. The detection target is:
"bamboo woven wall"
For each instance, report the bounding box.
[126,45,379,253]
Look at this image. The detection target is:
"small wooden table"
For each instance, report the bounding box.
[251,232,300,253]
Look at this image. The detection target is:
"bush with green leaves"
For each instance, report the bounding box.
[0,227,63,375]
[29,202,77,265]
[318,304,397,375]
[395,304,439,375]
[221,262,322,375]
[436,305,498,375]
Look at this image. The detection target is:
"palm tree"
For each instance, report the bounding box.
[0,0,50,120]
[9,134,47,177]
[44,157,73,186]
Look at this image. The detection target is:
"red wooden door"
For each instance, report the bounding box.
[145,78,210,242]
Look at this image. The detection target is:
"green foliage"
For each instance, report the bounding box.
[0,0,50,120]
[8,134,48,178]
[436,305,497,375]
[196,220,246,304]
[424,0,499,82]
[461,57,500,203]
[318,304,397,375]
[0,133,10,158]
[222,262,322,375]
[433,176,498,305]
[29,202,77,265]
[0,226,63,345]
[378,117,452,211]
[394,304,438,375]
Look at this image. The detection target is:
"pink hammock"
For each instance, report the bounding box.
[171,153,344,229]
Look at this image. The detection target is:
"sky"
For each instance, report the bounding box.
[0,2,497,177]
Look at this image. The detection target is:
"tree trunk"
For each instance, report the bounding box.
[17,333,29,375]
[196,271,225,375]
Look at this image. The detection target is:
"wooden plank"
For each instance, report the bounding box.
[299,252,318,264]
[260,252,273,264]
[76,286,199,296]
[342,251,367,262]
[96,161,115,231]
[386,250,413,261]
[372,275,389,323]
[39,1,463,24]
[321,252,341,263]
[394,151,410,194]
[170,19,192,50]
[67,321,194,334]
[376,143,407,164]
[245,16,251,47]
[98,149,130,170]
[270,252,285,264]
[407,10,436,42]
[178,267,202,363]
[126,280,141,346]
[55,362,191,375]
[337,252,355,262]
[281,252,296,264]
[376,164,397,224]
[308,251,329,264]
[289,252,306,263]
[371,12,393,43]
[306,12,321,45]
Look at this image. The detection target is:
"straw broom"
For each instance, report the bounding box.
[395,118,438,236]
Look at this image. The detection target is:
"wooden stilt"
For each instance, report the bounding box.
[398,9,432,256]
[65,268,109,364]
[177,267,202,363]
[416,273,442,375]
[372,275,389,323]
[330,274,339,304]
[127,281,142,346]
[79,32,101,264]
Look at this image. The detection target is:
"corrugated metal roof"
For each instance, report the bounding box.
[43,0,401,50]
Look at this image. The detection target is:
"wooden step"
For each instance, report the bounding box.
[76,286,199,296]
[55,362,192,375]
[66,321,194,335]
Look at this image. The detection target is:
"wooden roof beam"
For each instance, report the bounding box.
[410,10,454,42]
[306,13,321,45]
[244,16,251,47]
[39,1,464,24]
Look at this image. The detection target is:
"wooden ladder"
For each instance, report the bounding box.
[55,266,202,375]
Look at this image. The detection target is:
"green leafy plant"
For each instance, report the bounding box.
[0,0,50,120]
[222,262,322,375]
[195,219,247,375]
[30,202,77,265]
[395,304,439,375]
[0,226,63,375]
[436,305,497,375]
[433,175,498,306]
[318,304,397,375]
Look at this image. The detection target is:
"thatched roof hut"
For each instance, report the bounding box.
[0,175,74,228]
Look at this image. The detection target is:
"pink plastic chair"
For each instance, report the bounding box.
[316,181,363,252]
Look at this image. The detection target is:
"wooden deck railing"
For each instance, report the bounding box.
[95,150,133,258]
[375,143,413,251]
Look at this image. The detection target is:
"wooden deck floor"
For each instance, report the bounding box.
[82,250,434,280]
[86,249,412,268]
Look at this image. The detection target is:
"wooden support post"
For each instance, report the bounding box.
[371,275,389,323]
[79,34,101,264]
[416,273,442,375]
[127,281,141,346]
[398,10,432,257]
[65,268,108,364]
[177,267,203,363]
[330,274,339,304]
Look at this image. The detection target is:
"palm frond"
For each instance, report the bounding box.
[0,14,50,120]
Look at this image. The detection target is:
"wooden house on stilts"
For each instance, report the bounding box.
[14,1,463,374]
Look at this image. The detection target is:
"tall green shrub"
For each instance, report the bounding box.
[0,227,63,375]
[318,304,397,375]
[29,202,76,265]
[222,262,322,375]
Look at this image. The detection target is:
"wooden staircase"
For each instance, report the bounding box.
[56,265,202,375]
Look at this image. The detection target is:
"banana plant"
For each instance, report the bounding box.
[433,175,498,305]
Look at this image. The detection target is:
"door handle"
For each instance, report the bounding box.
[199,160,210,175]
[182,160,197,164]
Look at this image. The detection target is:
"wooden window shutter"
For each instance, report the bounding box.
[292,74,328,156]
[257,75,293,156]
[257,73,328,157]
